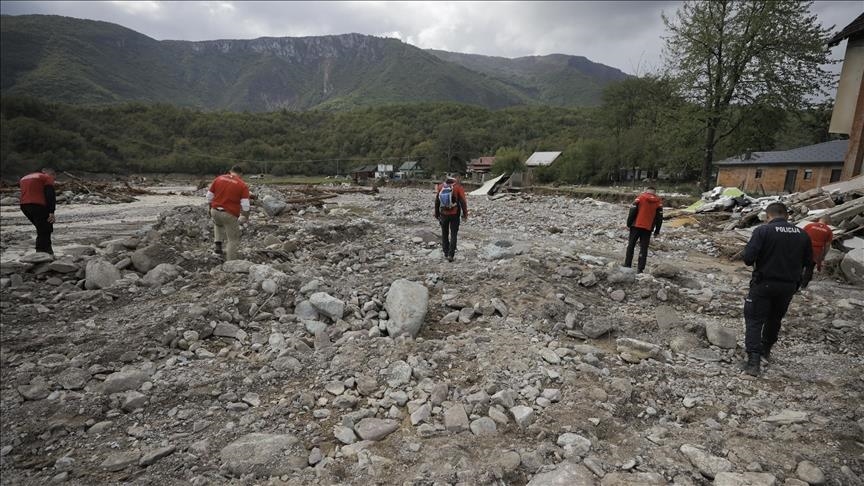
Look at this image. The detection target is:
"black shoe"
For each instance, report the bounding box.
[742,353,761,376]
[447,255,454,262]
[761,347,772,364]
[214,243,223,255]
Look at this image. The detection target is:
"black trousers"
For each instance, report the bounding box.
[440,214,461,257]
[743,280,797,355]
[20,204,53,254]
[624,227,652,272]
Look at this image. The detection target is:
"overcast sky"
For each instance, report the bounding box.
[1,1,860,74]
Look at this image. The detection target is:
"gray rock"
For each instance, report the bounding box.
[87,421,113,435]
[56,367,90,390]
[122,391,148,411]
[540,348,561,364]
[17,382,49,401]
[101,452,140,472]
[142,263,181,287]
[483,240,525,260]
[469,417,498,436]
[444,404,470,433]
[510,405,535,428]
[705,323,737,349]
[489,407,509,424]
[410,404,432,426]
[582,318,613,338]
[840,250,864,285]
[248,264,288,287]
[557,432,592,457]
[139,445,176,466]
[260,195,288,217]
[679,444,732,479]
[213,322,248,341]
[713,472,777,486]
[610,289,626,302]
[653,262,680,278]
[101,369,151,394]
[334,425,357,445]
[580,272,599,287]
[655,305,682,330]
[295,301,320,321]
[608,267,636,284]
[763,410,808,425]
[354,418,399,441]
[221,260,254,273]
[430,382,448,405]
[85,258,122,290]
[526,462,596,485]
[309,292,345,321]
[491,389,517,408]
[796,461,825,485]
[220,433,305,476]
[387,360,412,387]
[384,279,429,338]
[46,260,79,273]
[616,338,665,363]
[20,252,54,264]
[600,472,667,485]
[304,320,327,336]
[131,243,175,273]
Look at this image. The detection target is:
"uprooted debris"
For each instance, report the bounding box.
[1,185,862,485]
[0,173,160,206]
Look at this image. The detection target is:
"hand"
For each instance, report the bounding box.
[238,215,248,225]
[47,213,56,224]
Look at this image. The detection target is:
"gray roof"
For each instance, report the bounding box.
[715,140,848,166]
[828,12,864,46]
[525,151,562,167]
[398,161,423,171]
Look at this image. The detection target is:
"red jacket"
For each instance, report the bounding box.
[627,192,663,231]
[803,222,833,261]
[208,174,250,217]
[20,172,56,211]
[435,183,468,218]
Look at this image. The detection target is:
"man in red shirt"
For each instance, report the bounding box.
[434,175,468,262]
[624,186,663,273]
[19,168,57,255]
[206,165,251,261]
[803,215,833,272]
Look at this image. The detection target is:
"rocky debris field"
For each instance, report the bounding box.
[1,186,862,486]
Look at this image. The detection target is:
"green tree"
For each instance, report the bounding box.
[662,0,834,190]
[491,147,526,175]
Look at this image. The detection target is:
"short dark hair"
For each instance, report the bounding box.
[766,202,788,218]
[230,165,244,174]
[42,167,56,175]
[646,186,656,191]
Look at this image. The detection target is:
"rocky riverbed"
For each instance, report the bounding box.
[1,186,862,485]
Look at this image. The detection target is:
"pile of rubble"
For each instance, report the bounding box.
[1,186,862,485]
[0,175,158,206]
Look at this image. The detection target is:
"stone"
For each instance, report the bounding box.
[600,472,667,485]
[308,447,323,466]
[242,392,261,407]
[386,360,412,387]
[131,243,175,273]
[608,267,636,284]
[213,322,247,341]
[679,444,732,479]
[540,348,561,364]
[557,432,592,457]
[491,389,517,408]
[483,240,525,260]
[295,301,319,321]
[840,250,864,285]
[325,382,345,396]
[20,252,54,264]
[469,417,497,436]
[653,262,681,278]
[705,323,737,349]
[384,279,429,338]
[430,382,448,405]
[142,263,180,287]
[355,375,378,396]
[526,462,596,485]
[444,404,470,433]
[796,461,825,485]
[220,433,305,476]
[616,338,665,362]
[763,410,808,425]
[46,260,78,273]
[309,292,345,321]
[17,382,49,401]
[87,421,113,435]
[580,272,599,287]
[334,425,357,445]
[354,418,399,441]
[101,452,140,472]
[410,404,432,425]
[221,260,253,273]
[122,391,148,411]
[655,305,682,330]
[582,318,613,338]
[510,405,535,428]
[260,195,288,217]
[139,445,176,466]
[85,258,122,290]
[713,472,777,486]
[541,388,561,402]
[610,290,626,302]
[101,369,151,394]
[489,407,509,424]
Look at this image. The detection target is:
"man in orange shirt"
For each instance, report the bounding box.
[434,175,468,262]
[803,215,833,272]
[19,168,57,255]
[206,165,251,261]
[624,186,663,273]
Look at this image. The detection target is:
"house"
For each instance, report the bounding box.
[828,13,864,180]
[375,164,394,179]
[521,151,562,186]
[467,156,496,179]
[715,140,848,194]
[351,165,377,183]
[396,161,426,179]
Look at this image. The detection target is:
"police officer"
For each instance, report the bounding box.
[741,202,813,376]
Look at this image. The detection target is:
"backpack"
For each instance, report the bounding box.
[439,183,457,209]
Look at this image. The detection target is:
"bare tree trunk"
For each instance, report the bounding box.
[701,123,717,192]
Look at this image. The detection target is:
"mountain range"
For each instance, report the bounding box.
[1,14,629,111]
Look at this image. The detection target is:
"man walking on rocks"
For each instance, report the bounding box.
[19,167,57,255]
[207,165,251,261]
[624,186,663,273]
[435,175,468,262]
[803,215,833,272]
[741,202,813,376]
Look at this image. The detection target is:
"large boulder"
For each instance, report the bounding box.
[260,195,287,217]
[132,244,176,273]
[220,433,306,476]
[384,279,429,338]
[526,462,596,485]
[840,250,864,285]
[142,263,181,287]
[85,258,122,290]
[309,292,345,321]
[705,323,737,349]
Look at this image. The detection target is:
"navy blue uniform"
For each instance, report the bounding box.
[742,218,813,355]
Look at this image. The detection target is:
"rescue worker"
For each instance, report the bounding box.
[19,168,57,255]
[434,175,468,262]
[206,165,251,261]
[624,186,663,273]
[803,215,833,272]
[741,202,813,376]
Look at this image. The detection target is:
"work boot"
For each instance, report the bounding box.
[761,345,772,364]
[447,254,454,262]
[741,353,761,376]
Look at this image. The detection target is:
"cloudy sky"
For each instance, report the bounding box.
[1,1,860,73]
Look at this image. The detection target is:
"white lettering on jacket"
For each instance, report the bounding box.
[773,226,800,234]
